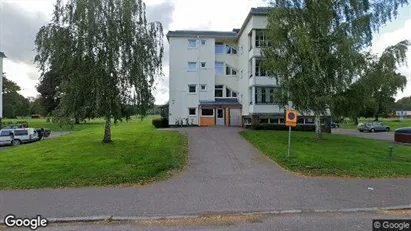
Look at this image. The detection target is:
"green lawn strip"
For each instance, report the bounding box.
[240,130,411,178]
[340,118,411,130]
[0,118,187,189]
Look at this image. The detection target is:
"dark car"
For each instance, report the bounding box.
[357,121,390,132]
[331,122,340,128]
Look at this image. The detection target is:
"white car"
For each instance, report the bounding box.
[0,128,40,146]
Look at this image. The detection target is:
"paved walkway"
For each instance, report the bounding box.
[0,127,410,219]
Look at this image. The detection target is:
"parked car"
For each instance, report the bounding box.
[0,127,49,146]
[331,122,340,128]
[357,121,390,132]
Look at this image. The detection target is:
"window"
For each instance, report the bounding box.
[0,131,11,136]
[215,62,224,74]
[226,65,237,76]
[248,32,252,51]
[14,130,29,136]
[188,85,196,93]
[201,40,206,46]
[225,45,237,54]
[200,85,206,91]
[188,108,196,116]
[188,39,197,48]
[215,85,223,97]
[201,62,206,68]
[188,62,197,71]
[254,87,278,104]
[269,118,279,124]
[259,118,269,124]
[226,88,238,98]
[255,30,270,47]
[255,59,266,76]
[215,42,224,53]
[202,109,214,116]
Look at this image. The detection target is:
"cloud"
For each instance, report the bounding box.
[0,2,48,65]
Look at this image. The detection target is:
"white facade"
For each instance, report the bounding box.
[167,7,329,126]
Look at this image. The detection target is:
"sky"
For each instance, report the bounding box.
[0,0,410,105]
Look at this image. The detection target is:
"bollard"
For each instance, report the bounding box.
[388,145,393,162]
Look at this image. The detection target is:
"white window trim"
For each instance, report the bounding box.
[225,44,238,55]
[201,108,214,117]
[188,84,197,94]
[188,62,197,72]
[188,108,197,116]
[200,85,207,91]
[188,39,197,49]
[215,62,224,75]
[225,64,238,76]
[200,62,207,68]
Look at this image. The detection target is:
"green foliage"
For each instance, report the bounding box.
[2,73,31,118]
[263,0,409,139]
[241,130,411,178]
[152,118,169,128]
[34,0,164,143]
[0,118,187,189]
[396,96,411,110]
[252,124,327,132]
[36,70,62,116]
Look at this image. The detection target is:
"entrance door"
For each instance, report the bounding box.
[230,109,241,126]
[216,109,225,126]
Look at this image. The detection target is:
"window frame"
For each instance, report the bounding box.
[215,62,224,75]
[225,64,238,76]
[201,40,206,46]
[225,44,238,55]
[215,85,223,98]
[200,62,207,68]
[200,84,206,91]
[255,59,266,76]
[188,39,197,48]
[188,85,197,93]
[188,62,197,71]
[201,109,214,117]
[215,42,224,54]
[254,87,279,104]
[188,108,196,116]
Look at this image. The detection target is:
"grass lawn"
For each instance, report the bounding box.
[0,117,187,189]
[241,130,411,178]
[340,118,411,130]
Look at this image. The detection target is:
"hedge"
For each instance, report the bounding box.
[253,124,329,132]
[152,118,169,128]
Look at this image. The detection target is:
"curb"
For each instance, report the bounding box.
[1,205,410,225]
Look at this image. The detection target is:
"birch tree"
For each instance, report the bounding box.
[262,0,408,140]
[34,0,164,143]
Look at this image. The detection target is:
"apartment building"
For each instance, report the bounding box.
[167,7,329,127]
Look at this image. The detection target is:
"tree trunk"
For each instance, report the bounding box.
[75,117,80,124]
[354,117,358,125]
[374,115,379,121]
[102,119,112,143]
[314,112,323,140]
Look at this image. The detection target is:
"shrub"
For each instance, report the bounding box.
[253,124,329,132]
[152,118,169,128]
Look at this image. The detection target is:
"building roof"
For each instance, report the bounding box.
[166,7,272,41]
[166,30,237,40]
[199,98,241,106]
[0,51,6,58]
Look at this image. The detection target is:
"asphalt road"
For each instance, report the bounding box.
[8,211,411,231]
[0,127,410,220]
[332,128,395,142]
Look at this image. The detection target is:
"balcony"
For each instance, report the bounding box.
[249,75,277,86]
[248,47,261,59]
[249,104,284,114]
